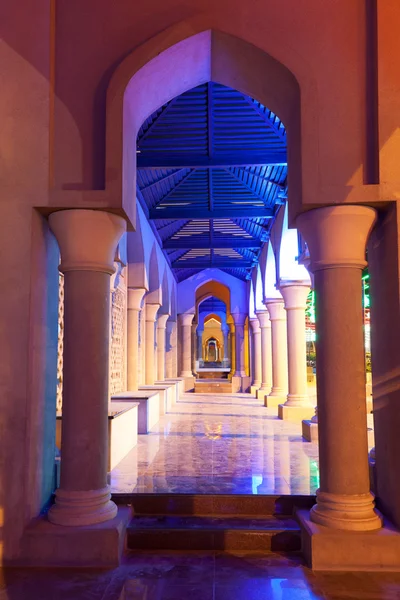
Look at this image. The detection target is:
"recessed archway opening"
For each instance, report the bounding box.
[106,30,326,503]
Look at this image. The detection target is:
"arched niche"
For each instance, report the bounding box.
[265,241,281,300]
[159,269,171,316]
[106,29,307,228]
[195,280,231,316]
[255,264,265,311]
[146,244,162,305]
[127,204,148,290]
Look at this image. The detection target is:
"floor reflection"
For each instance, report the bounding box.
[110,392,374,496]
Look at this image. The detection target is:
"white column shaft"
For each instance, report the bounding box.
[145,303,160,385]
[179,313,194,377]
[127,288,146,391]
[265,300,288,400]
[48,209,125,526]
[157,314,169,381]
[250,319,262,387]
[165,319,177,379]
[280,283,312,407]
[257,310,272,393]
[297,205,381,532]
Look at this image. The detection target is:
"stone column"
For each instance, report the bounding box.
[165,318,177,378]
[127,288,146,390]
[191,322,197,374]
[233,313,246,376]
[229,322,235,376]
[221,325,229,367]
[297,205,381,531]
[178,313,195,377]
[197,326,204,363]
[138,305,146,385]
[48,209,125,526]
[264,299,288,407]
[157,313,170,381]
[256,310,273,402]
[278,282,314,421]
[145,303,160,385]
[249,318,262,389]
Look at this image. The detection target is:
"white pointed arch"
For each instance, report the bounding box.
[279,202,311,283]
[249,279,256,319]
[255,264,265,311]
[265,241,281,299]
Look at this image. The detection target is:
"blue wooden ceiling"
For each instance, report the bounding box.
[198,296,227,316]
[136,82,287,282]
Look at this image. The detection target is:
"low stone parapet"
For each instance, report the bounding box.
[112,390,160,434]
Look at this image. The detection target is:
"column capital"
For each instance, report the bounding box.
[279,281,311,310]
[49,209,126,275]
[256,309,271,329]
[157,313,170,329]
[128,287,146,310]
[249,317,261,333]
[296,205,376,272]
[232,312,246,326]
[145,303,160,322]
[178,312,195,327]
[264,299,286,321]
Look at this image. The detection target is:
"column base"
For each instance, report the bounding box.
[180,370,193,378]
[256,387,269,401]
[278,404,315,422]
[284,393,313,407]
[302,419,319,442]
[232,375,251,393]
[310,490,382,531]
[19,506,130,567]
[250,384,261,396]
[297,509,400,571]
[48,486,118,526]
[265,394,286,407]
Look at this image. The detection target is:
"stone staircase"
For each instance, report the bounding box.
[194,378,233,393]
[115,494,315,554]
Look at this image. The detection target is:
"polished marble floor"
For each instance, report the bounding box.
[110,392,375,496]
[1,552,400,599]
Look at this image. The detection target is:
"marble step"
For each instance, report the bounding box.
[126,515,301,552]
[113,493,315,517]
[194,380,233,393]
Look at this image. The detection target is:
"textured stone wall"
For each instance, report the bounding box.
[56,273,64,414]
[109,262,127,396]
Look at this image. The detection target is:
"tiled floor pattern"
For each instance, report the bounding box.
[2,553,400,599]
[110,392,375,496]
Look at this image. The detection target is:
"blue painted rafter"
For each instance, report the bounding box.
[222,167,271,204]
[157,220,189,241]
[137,152,287,169]
[136,82,288,282]
[153,169,197,207]
[243,96,286,142]
[230,166,286,190]
[163,238,261,249]
[171,259,254,268]
[207,82,214,158]
[139,168,188,192]
[137,97,180,144]
[150,207,274,219]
